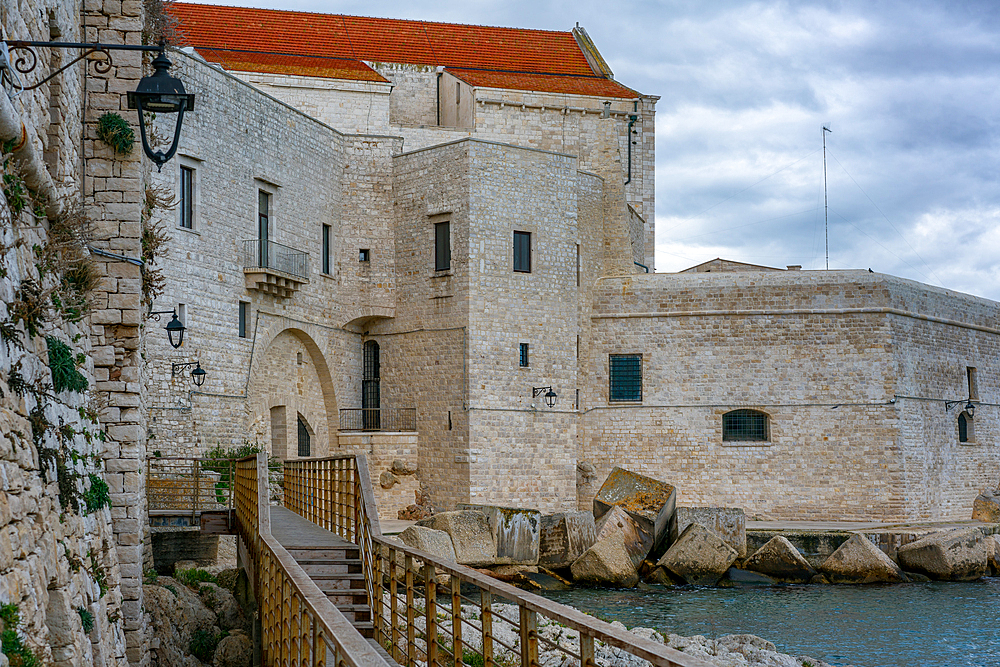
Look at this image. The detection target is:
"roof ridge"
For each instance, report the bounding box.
[173,2,577,37]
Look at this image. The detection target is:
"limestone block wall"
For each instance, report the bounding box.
[370,63,439,127]
[232,71,393,134]
[337,432,419,520]
[145,54,398,458]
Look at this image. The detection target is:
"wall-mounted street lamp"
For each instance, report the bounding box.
[532,386,558,409]
[149,309,185,348]
[945,399,975,418]
[172,361,207,387]
[2,40,193,171]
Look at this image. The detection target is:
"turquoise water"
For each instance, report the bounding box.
[540,578,1000,667]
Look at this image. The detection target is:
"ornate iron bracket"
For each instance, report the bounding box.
[1,41,164,90]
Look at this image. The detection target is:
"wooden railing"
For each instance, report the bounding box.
[234,454,391,667]
[146,456,237,516]
[283,456,715,667]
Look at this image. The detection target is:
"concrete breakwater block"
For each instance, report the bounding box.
[398,525,458,563]
[539,511,596,568]
[595,506,653,566]
[896,527,987,581]
[417,510,497,567]
[570,532,641,588]
[673,507,746,558]
[457,503,541,565]
[743,536,816,584]
[593,467,676,557]
[655,523,738,586]
[819,534,908,584]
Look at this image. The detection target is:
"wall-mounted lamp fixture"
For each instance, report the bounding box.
[532,386,557,409]
[2,40,193,171]
[945,399,975,418]
[172,361,207,387]
[149,309,185,348]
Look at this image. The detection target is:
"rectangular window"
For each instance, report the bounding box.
[258,190,270,268]
[180,166,194,229]
[177,303,187,326]
[519,343,529,368]
[456,82,461,105]
[359,248,370,262]
[239,302,250,338]
[435,221,451,271]
[609,354,642,402]
[967,367,979,400]
[576,243,581,286]
[514,231,531,273]
[322,224,331,274]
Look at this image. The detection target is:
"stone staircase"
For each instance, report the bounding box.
[285,545,373,638]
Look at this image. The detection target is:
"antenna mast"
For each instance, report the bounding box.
[823,124,832,270]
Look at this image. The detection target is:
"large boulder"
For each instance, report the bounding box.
[570,532,640,587]
[214,630,252,667]
[987,534,1000,574]
[539,511,596,568]
[819,534,908,584]
[595,506,653,566]
[458,504,541,565]
[743,536,816,584]
[397,525,458,563]
[416,510,496,566]
[674,507,747,558]
[145,578,221,667]
[655,523,738,586]
[972,490,1000,523]
[198,583,248,633]
[593,467,676,557]
[896,528,987,581]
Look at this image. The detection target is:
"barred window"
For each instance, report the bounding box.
[514,231,531,273]
[959,412,975,443]
[519,343,529,368]
[609,354,642,402]
[297,414,311,457]
[723,410,769,441]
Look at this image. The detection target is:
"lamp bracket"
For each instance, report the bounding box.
[171,361,198,377]
[2,41,165,91]
[532,386,553,398]
[148,308,176,322]
[945,399,976,414]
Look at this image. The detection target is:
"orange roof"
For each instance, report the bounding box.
[169,3,638,98]
[446,68,636,98]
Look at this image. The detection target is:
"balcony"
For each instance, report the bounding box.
[242,239,309,298]
[339,408,416,432]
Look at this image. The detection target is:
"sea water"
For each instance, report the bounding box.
[541,578,1000,667]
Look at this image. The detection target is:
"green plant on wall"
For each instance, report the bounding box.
[45,337,88,394]
[96,113,135,156]
[83,474,111,513]
[0,603,41,667]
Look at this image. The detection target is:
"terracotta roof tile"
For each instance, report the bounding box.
[169,3,640,98]
[446,68,636,98]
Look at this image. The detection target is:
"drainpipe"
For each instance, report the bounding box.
[624,102,638,186]
[0,89,62,219]
[436,66,445,126]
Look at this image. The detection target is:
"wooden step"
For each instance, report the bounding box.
[332,604,371,623]
[366,637,403,667]
[295,559,362,576]
[311,574,368,592]
[286,547,360,560]
[325,590,370,605]
[353,621,375,639]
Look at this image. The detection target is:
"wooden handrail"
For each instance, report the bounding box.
[283,454,717,667]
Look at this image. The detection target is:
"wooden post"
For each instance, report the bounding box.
[424,565,438,667]
[405,555,416,667]
[390,545,400,663]
[580,633,594,667]
[519,606,537,667]
[257,452,270,538]
[481,590,493,667]
[191,458,200,521]
[451,575,463,667]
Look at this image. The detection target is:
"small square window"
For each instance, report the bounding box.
[239,302,250,338]
[519,343,529,368]
[359,248,370,262]
[609,354,641,402]
[435,221,451,271]
[514,231,531,273]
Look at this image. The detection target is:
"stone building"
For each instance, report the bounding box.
[140,3,1000,525]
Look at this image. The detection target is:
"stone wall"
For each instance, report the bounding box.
[583,270,1000,521]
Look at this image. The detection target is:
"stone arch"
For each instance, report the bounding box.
[247,323,339,457]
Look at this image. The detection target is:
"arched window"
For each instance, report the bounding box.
[297,413,312,457]
[958,412,974,443]
[723,409,769,442]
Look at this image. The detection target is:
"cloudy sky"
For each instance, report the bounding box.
[182,0,1000,299]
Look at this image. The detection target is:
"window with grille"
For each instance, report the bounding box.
[322,224,331,274]
[609,354,642,402]
[519,343,529,368]
[238,302,250,338]
[722,410,769,441]
[297,414,311,457]
[180,166,194,229]
[435,221,450,271]
[363,340,381,429]
[514,231,531,273]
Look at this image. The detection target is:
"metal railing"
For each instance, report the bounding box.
[234,453,392,667]
[146,457,237,518]
[242,239,309,281]
[339,408,417,432]
[283,455,714,667]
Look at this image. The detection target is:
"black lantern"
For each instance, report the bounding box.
[965,401,976,418]
[151,309,185,348]
[172,361,207,387]
[533,386,558,409]
[127,48,195,171]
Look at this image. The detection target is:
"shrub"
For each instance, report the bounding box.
[96,113,134,155]
[46,337,88,394]
[175,568,217,588]
[83,474,111,513]
[77,608,94,634]
[0,604,40,667]
[189,629,222,662]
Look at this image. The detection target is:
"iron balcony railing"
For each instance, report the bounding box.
[242,239,309,281]
[339,408,416,432]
